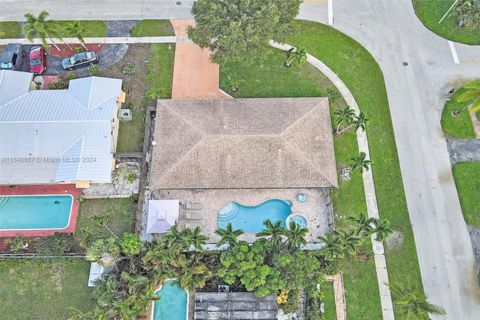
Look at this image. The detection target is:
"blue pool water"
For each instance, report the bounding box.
[286,214,308,229]
[217,199,292,232]
[153,280,188,320]
[0,195,72,230]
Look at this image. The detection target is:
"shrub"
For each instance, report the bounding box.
[120,233,142,256]
[126,172,137,184]
[5,236,25,253]
[129,193,139,204]
[122,63,136,75]
[34,233,73,255]
[279,289,300,314]
[88,64,101,76]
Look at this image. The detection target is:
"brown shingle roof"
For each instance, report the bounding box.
[150,98,337,189]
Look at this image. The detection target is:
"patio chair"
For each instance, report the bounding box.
[185,212,202,220]
[184,202,202,210]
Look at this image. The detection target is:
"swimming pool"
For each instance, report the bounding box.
[217,199,292,232]
[0,195,73,230]
[152,279,188,320]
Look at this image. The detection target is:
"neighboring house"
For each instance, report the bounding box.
[150,98,337,189]
[0,70,125,188]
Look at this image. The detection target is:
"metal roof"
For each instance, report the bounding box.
[0,72,122,185]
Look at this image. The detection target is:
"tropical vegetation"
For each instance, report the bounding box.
[23,11,62,50]
[188,0,302,64]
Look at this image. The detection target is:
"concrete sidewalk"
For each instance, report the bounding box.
[0,36,182,46]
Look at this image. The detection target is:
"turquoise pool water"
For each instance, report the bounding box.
[0,195,72,230]
[217,199,292,232]
[286,214,308,229]
[153,280,188,320]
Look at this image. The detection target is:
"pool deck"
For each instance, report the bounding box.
[0,184,81,237]
[150,188,334,243]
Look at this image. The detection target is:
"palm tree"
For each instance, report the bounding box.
[334,106,355,134]
[285,47,307,67]
[389,282,446,319]
[183,227,208,251]
[175,256,211,291]
[162,225,185,251]
[65,20,88,50]
[215,223,244,247]
[23,11,61,51]
[318,232,345,262]
[349,152,371,173]
[284,222,308,249]
[337,229,362,254]
[256,219,285,247]
[372,218,393,242]
[348,212,375,238]
[337,111,369,135]
[453,80,480,116]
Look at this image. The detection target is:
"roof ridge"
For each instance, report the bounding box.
[76,135,86,180]
[282,139,334,186]
[160,100,208,136]
[279,99,325,135]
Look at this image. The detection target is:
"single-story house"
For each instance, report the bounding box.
[0,70,125,188]
[150,98,337,189]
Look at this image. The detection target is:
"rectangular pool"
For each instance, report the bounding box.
[0,195,73,230]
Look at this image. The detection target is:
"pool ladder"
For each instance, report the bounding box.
[0,197,9,207]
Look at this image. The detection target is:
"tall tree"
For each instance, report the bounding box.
[182,227,209,251]
[349,152,371,173]
[389,282,446,319]
[348,212,375,237]
[283,222,308,249]
[65,20,88,50]
[256,219,285,247]
[453,80,480,115]
[318,232,345,262]
[334,106,355,134]
[23,11,61,51]
[215,223,244,247]
[188,0,302,64]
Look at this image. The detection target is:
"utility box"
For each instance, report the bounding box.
[119,109,132,122]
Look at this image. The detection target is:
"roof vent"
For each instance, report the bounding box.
[33,130,38,135]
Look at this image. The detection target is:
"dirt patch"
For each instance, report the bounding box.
[50,263,64,293]
[48,43,104,58]
[385,230,404,249]
[101,44,153,108]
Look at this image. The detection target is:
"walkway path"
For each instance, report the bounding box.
[170,19,227,99]
[271,41,395,319]
[299,1,480,319]
[0,36,180,46]
[447,137,480,164]
[325,274,346,320]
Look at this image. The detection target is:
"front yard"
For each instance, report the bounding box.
[0,258,95,319]
[413,0,480,45]
[441,86,478,139]
[453,162,480,226]
[0,21,22,38]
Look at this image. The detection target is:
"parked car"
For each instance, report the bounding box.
[61,51,98,70]
[0,43,26,71]
[29,46,47,74]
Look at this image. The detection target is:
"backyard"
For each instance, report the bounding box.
[0,258,95,319]
[413,0,480,45]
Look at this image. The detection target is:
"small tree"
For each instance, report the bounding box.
[333,106,355,134]
[371,218,393,242]
[188,0,302,65]
[452,80,480,116]
[23,11,61,51]
[284,47,307,68]
[65,20,88,50]
[389,282,446,319]
[318,232,345,262]
[5,236,25,253]
[348,212,375,237]
[349,152,371,173]
[215,223,244,247]
[256,219,285,248]
[120,233,143,256]
[337,111,369,135]
[283,222,308,249]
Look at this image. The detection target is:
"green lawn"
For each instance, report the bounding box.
[413,0,480,45]
[0,21,21,38]
[117,105,147,153]
[453,162,480,226]
[322,281,337,320]
[48,20,107,37]
[441,86,478,139]
[221,42,383,319]
[131,20,175,37]
[0,258,95,319]
[75,198,136,248]
[222,20,423,318]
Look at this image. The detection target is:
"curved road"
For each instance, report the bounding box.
[1,0,480,319]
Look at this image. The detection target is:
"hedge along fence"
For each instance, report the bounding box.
[0,253,85,259]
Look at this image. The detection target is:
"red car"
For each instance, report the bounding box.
[29,46,47,74]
